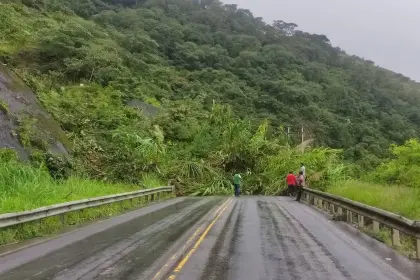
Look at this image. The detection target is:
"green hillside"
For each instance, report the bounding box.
[1,0,420,196]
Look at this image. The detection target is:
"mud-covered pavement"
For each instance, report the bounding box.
[0,197,418,280]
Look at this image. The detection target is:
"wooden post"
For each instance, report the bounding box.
[373,220,380,233]
[392,229,400,246]
[358,215,364,228]
[301,127,304,153]
[416,238,420,260]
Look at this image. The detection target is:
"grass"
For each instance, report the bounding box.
[328,180,420,220]
[311,183,418,259]
[0,161,167,214]
[0,160,172,245]
[0,100,9,114]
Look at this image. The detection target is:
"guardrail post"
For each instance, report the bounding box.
[59,214,65,225]
[372,220,380,233]
[416,238,420,260]
[347,210,353,223]
[330,204,335,214]
[358,215,364,228]
[392,229,400,246]
[337,207,343,215]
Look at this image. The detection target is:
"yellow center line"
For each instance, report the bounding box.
[169,200,231,279]
[152,197,232,280]
[152,226,202,279]
[213,197,232,216]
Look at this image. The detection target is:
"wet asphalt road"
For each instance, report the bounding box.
[0,196,418,280]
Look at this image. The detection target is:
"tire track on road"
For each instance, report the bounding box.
[0,198,219,280]
[275,199,354,280]
[199,201,240,280]
[55,199,219,280]
[266,200,322,280]
[257,200,300,280]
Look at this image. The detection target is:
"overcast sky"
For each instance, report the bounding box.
[222,0,420,82]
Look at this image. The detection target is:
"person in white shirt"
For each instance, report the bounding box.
[300,163,306,177]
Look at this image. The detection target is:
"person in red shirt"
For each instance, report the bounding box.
[286,171,296,197]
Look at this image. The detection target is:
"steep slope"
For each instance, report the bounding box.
[0,65,70,159]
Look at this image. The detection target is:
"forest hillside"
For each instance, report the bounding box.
[1,0,420,206]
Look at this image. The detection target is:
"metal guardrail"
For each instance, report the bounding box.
[0,186,173,229]
[301,187,420,259]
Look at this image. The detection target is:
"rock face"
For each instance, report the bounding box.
[0,65,70,159]
[127,99,160,117]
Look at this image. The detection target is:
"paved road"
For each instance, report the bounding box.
[0,196,418,280]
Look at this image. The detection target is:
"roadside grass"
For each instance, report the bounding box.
[0,161,172,245]
[327,180,420,220]
[327,180,419,259]
[0,162,167,214]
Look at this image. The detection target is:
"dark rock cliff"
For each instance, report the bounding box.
[0,65,70,159]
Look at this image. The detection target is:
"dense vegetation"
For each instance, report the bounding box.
[1,0,420,210]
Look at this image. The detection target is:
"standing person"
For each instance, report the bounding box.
[233,173,242,197]
[300,163,306,178]
[286,171,296,197]
[295,171,305,202]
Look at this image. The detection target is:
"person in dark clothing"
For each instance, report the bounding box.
[286,171,296,197]
[295,171,305,202]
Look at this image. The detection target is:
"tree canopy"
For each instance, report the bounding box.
[1,0,420,193]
